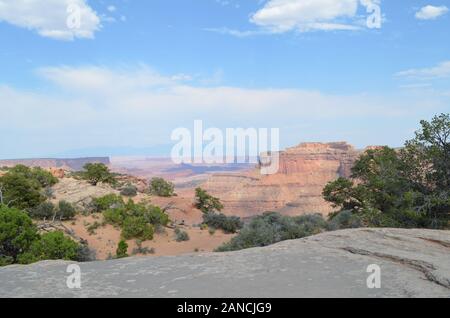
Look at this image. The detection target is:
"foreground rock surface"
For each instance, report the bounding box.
[0,228,449,298]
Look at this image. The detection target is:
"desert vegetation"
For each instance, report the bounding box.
[98,196,169,241]
[149,177,175,197]
[0,165,57,210]
[79,163,117,186]
[216,212,327,252]
[195,187,224,213]
[174,228,190,242]
[324,113,450,229]
[116,240,128,258]
[29,200,76,221]
[0,205,88,266]
[202,212,243,234]
[120,185,138,197]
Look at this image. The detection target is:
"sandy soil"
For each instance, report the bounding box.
[64,214,235,260]
[49,175,235,261]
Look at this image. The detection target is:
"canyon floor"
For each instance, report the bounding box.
[49,177,235,259]
[1,228,449,298]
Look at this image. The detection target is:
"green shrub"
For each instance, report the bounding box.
[149,177,175,197]
[327,210,360,230]
[202,212,243,234]
[43,187,55,199]
[132,240,155,255]
[0,206,39,265]
[195,188,223,213]
[120,185,138,197]
[322,114,450,229]
[29,167,58,188]
[29,202,56,220]
[116,240,128,258]
[174,228,190,242]
[7,165,58,188]
[56,201,76,220]
[76,243,96,262]
[103,207,128,226]
[18,231,80,264]
[102,200,168,241]
[0,172,44,210]
[0,165,58,211]
[92,194,124,212]
[144,206,169,226]
[0,206,85,266]
[81,163,116,186]
[122,216,154,240]
[216,212,327,252]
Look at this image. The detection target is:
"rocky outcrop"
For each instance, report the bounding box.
[49,168,66,179]
[50,178,120,210]
[0,157,110,171]
[203,142,362,217]
[115,175,148,193]
[0,228,448,298]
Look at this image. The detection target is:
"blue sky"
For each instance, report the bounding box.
[0,0,449,158]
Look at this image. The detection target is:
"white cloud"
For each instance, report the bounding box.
[1,64,442,158]
[37,65,193,94]
[395,61,450,80]
[415,5,448,20]
[107,5,116,12]
[250,0,361,32]
[34,65,405,119]
[0,0,101,40]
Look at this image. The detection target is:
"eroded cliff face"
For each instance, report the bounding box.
[202,142,362,217]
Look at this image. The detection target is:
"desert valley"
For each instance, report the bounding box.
[0,141,363,259]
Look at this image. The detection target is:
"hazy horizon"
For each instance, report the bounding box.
[1,1,449,158]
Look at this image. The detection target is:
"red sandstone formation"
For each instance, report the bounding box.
[202,142,363,218]
[49,167,66,179]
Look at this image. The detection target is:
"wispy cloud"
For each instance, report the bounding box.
[395,61,450,80]
[204,27,266,38]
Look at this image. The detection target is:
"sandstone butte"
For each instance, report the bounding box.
[202,142,375,218]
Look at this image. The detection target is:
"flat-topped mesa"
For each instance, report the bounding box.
[284,141,355,154]
[278,142,359,177]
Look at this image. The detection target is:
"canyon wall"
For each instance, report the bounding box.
[0,157,110,171]
[202,142,363,218]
